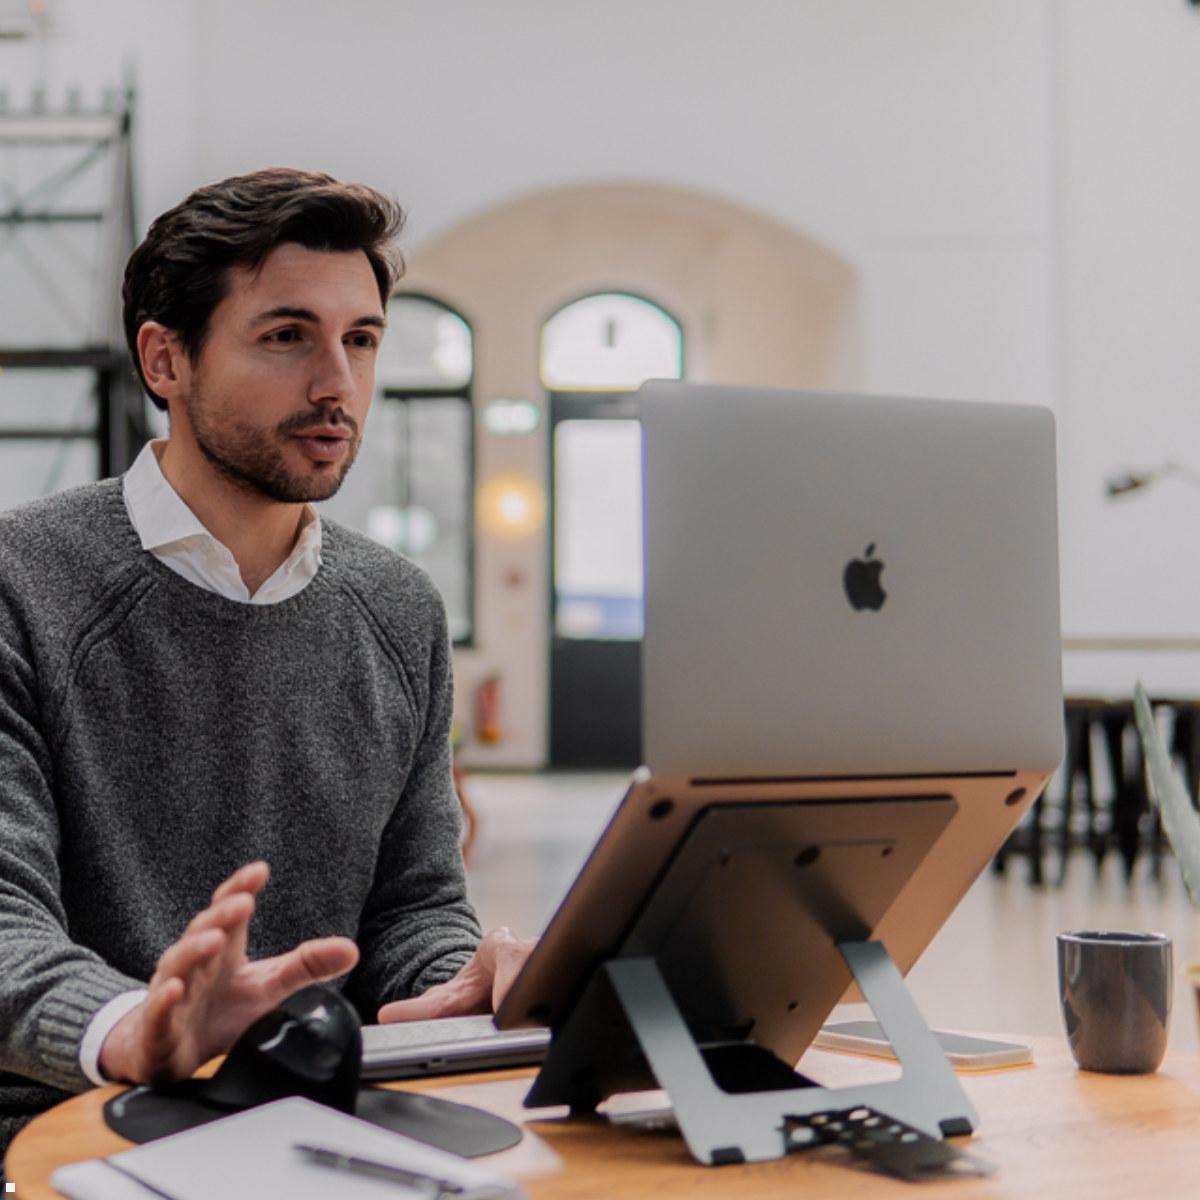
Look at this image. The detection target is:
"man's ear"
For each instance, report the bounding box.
[137,322,189,404]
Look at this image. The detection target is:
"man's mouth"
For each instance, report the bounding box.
[297,425,352,441]
[294,427,353,462]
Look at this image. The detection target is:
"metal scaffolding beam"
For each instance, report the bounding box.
[0,91,148,496]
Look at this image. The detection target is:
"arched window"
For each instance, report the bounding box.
[541,292,683,392]
[377,295,473,391]
[321,294,475,644]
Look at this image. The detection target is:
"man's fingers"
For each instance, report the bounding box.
[377,929,537,1023]
[262,936,360,1000]
[222,896,256,966]
[490,936,536,1009]
[151,927,224,992]
[377,995,431,1022]
[142,976,183,1042]
[207,865,268,961]
[182,892,254,939]
[211,861,270,905]
[377,966,490,1023]
[377,981,482,1023]
[476,927,536,1010]
[136,976,186,1080]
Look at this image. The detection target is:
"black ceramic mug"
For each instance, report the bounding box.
[1057,930,1172,1074]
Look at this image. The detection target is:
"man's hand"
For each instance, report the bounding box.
[376,927,535,1022]
[98,861,359,1085]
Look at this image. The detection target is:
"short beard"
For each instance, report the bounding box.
[186,385,361,504]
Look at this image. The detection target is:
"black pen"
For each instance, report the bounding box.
[293,1142,510,1199]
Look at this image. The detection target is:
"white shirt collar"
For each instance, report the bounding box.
[122,440,323,604]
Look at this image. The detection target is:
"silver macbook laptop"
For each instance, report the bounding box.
[641,381,1063,779]
[360,1015,549,1081]
[370,383,1064,1078]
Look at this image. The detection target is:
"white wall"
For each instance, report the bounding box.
[187,0,1055,414]
[1056,0,1200,695]
[4,0,1199,756]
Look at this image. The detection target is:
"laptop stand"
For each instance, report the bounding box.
[527,939,978,1166]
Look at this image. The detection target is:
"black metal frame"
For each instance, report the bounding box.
[0,351,146,484]
[379,291,477,648]
[0,95,149,495]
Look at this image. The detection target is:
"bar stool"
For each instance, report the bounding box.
[1095,700,1143,880]
[1052,699,1104,884]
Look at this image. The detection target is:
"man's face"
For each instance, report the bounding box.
[180,243,386,503]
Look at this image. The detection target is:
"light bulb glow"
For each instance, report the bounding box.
[478,474,545,537]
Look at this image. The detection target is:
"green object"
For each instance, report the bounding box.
[1134,681,1200,907]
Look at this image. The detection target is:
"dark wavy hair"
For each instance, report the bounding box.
[122,167,406,410]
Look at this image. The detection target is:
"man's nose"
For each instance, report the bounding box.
[308,341,356,405]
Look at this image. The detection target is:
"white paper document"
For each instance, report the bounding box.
[51,1096,523,1200]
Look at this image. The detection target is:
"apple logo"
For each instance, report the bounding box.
[843,544,887,611]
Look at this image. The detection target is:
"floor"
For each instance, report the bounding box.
[462,772,1200,1055]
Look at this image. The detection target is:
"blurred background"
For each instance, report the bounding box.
[5,0,1200,1041]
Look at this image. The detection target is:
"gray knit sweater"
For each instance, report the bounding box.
[0,478,481,1141]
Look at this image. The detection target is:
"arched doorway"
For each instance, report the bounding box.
[543,292,684,767]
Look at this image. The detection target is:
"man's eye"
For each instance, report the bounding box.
[347,331,380,350]
[265,328,300,344]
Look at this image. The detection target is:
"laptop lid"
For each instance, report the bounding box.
[640,382,1064,779]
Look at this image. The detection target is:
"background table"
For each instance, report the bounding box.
[12,1036,1200,1198]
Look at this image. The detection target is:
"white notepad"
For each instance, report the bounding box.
[51,1096,523,1200]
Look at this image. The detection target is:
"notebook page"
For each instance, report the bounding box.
[56,1097,521,1200]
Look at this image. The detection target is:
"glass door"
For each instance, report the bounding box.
[550,405,644,766]
[543,293,682,768]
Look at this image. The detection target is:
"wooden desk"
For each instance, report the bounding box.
[11,1036,1200,1198]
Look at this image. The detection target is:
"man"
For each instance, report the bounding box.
[0,168,528,1149]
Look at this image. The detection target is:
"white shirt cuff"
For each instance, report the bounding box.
[79,989,148,1086]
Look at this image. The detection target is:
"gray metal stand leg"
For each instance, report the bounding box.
[604,956,796,1164]
[838,941,979,1137]
[603,944,977,1165]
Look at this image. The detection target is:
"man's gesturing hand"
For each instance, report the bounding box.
[98,861,359,1085]
[376,927,535,1023]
